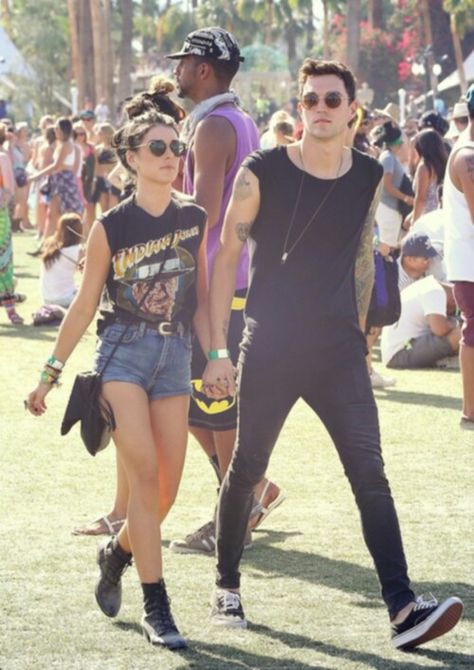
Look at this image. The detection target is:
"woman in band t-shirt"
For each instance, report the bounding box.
[26,105,208,650]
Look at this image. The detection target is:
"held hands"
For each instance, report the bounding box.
[202,359,236,399]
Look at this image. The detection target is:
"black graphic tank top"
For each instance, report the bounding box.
[97,194,206,334]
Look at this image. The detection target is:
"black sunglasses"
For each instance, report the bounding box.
[135,139,186,157]
[301,91,349,110]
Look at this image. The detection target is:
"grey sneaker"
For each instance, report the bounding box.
[210,588,247,628]
[170,521,253,555]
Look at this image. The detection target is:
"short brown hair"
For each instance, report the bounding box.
[0,122,6,145]
[298,59,356,102]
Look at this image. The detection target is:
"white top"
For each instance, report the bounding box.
[56,141,76,169]
[381,275,446,365]
[442,138,474,281]
[40,245,81,306]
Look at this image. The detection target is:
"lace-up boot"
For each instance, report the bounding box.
[95,537,132,617]
[141,580,187,650]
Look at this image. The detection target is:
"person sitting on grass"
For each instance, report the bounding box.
[39,212,83,309]
[381,275,461,369]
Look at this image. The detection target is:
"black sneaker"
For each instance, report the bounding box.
[95,538,132,618]
[391,594,463,650]
[141,582,187,650]
[210,588,247,628]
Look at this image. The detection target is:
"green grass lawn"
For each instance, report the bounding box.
[1,232,473,670]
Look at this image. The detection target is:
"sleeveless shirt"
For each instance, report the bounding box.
[97,194,206,333]
[443,139,474,282]
[183,104,259,290]
[240,147,382,361]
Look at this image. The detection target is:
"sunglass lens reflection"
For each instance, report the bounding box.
[302,92,344,110]
[148,140,186,157]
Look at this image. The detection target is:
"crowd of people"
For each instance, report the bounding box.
[13,24,471,654]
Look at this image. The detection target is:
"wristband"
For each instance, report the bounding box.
[208,348,230,361]
[47,355,64,371]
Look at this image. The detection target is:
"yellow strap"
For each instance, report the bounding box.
[231,296,246,311]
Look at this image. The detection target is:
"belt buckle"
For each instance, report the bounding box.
[158,321,173,336]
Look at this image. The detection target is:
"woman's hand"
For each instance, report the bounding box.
[25,382,52,416]
[202,359,236,398]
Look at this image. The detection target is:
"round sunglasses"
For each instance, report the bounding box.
[301,91,349,110]
[134,139,187,157]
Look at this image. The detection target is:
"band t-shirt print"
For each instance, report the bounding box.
[97,195,206,333]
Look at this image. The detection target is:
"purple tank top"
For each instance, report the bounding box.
[183,104,259,290]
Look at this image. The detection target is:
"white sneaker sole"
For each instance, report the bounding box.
[169,541,215,555]
[392,597,463,650]
[210,615,248,629]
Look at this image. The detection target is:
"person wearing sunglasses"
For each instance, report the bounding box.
[167,27,285,557]
[25,100,210,649]
[202,57,463,650]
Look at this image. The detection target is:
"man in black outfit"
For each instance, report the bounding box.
[202,59,463,650]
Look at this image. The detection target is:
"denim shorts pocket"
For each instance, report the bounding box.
[101,323,141,345]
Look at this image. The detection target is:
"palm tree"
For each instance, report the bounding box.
[346,0,360,74]
[89,0,105,105]
[420,0,438,99]
[103,0,114,117]
[67,0,83,107]
[78,0,95,108]
[443,0,471,94]
[117,0,133,104]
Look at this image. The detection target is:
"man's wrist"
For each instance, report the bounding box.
[208,348,230,361]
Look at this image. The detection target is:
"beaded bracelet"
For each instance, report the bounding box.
[40,370,61,386]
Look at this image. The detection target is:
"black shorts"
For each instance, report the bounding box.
[188,289,246,431]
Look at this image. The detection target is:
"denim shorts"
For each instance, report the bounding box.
[93,322,192,400]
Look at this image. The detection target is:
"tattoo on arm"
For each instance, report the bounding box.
[465,155,474,183]
[234,168,253,201]
[355,181,381,324]
[235,222,251,242]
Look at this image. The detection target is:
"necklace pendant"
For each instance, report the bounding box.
[281,252,288,265]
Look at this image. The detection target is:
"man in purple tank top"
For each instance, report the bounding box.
[167,27,285,555]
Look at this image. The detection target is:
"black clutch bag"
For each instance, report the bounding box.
[60,371,115,456]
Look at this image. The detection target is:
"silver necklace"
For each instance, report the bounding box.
[281,146,344,265]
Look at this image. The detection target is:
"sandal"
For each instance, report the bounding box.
[72,515,125,536]
[249,481,286,530]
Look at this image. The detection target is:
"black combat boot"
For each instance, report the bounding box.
[95,537,132,617]
[141,579,187,650]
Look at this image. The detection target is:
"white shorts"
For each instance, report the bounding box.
[376,201,403,247]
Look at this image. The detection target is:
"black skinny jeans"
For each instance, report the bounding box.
[216,348,415,619]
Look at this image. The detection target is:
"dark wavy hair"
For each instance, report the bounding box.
[41,213,83,269]
[124,76,185,124]
[298,59,356,102]
[414,128,448,184]
[113,77,182,175]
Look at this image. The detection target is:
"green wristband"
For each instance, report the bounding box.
[208,348,230,360]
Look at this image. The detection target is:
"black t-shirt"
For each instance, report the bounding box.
[97,194,206,334]
[241,146,382,360]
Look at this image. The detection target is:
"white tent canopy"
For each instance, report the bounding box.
[438,50,474,92]
[0,24,36,86]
